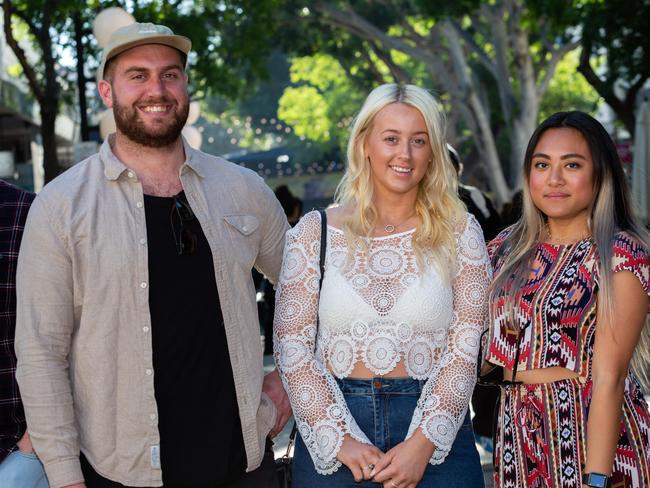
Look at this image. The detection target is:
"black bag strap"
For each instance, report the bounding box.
[317,208,327,289]
[283,208,328,456]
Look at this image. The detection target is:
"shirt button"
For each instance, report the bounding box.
[150,413,156,420]
[136,201,143,208]
[145,369,152,375]
[127,171,134,178]
[242,226,248,232]
[140,282,147,289]
[139,238,146,245]
[143,326,150,332]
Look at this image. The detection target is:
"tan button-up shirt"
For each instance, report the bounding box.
[15,139,289,488]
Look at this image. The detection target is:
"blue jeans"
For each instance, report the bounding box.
[292,377,484,487]
[0,450,49,488]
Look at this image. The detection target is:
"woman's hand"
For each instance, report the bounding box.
[336,434,384,482]
[371,429,435,488]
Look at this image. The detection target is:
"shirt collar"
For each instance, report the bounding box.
[100,135,206,180]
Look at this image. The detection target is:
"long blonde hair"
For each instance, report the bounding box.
[334,84,465,280]
[490,111,650,388]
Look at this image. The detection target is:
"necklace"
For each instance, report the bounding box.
[545,223,591,244]
[382,213,416,234]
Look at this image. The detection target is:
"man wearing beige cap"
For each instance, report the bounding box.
[15,23,291,488]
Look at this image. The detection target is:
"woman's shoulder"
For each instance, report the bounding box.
[610,230,650,275]
[286,210,324,243]
[612,230,649,254]
[323,205,351,229]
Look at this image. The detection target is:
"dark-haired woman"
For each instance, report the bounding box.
[484,111,650,487]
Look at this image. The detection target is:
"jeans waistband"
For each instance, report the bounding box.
[334,376,424,394]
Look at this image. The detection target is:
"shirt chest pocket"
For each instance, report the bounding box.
[222,214,260,268]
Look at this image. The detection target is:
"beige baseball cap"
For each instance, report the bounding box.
[97,22,191,80]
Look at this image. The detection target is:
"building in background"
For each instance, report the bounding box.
[0,13,78,192]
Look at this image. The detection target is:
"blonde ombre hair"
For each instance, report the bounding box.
[490,111,650,388]
[334,84,465,280]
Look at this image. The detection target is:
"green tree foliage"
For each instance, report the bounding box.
[577,0,650,136]
[278,54,365,146]
[131,0,285,99]
[2,0,285,182]
[539,49,600,122]
[274,0,583,203]
[2,0,86,182]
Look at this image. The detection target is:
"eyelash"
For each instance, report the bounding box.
[384,136,427,146]
[533,161,581,169]
[131,73,178,81]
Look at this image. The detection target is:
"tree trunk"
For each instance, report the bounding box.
[74,12,89,141]
[509,116,535,189]
[3,0,62,184]
[467,92,512,207]
[40,104,60,183]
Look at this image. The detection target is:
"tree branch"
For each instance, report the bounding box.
[536,40,580,99]
[4,2,39,36]
[355,46,387,84]
[367,39,411,84]
[2,0,44,102]
[313,1,439,67]
[449,18,496,79]
[484,2,515,125]
[577,41,623,114]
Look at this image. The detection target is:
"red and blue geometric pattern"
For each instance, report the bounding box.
[488,228,650,487]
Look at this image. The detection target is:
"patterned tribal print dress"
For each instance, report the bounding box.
[486,228,650,488]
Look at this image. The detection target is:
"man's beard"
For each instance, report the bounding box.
[113,94,189,148]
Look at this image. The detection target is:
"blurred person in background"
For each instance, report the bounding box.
[447,145,503,241]
[447,144,502,455]
[256,185,303,355]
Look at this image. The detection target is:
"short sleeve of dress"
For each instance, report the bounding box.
[273,211,372,475]
[611,232,650,297]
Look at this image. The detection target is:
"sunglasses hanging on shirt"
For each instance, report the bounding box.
[170,194,197,255]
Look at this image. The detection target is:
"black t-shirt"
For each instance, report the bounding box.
[145,193,247,487]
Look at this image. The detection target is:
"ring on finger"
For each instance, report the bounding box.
[364,463,375,471]
[390,482,399,488]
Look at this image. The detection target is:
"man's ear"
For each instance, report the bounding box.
[98,79,114,108]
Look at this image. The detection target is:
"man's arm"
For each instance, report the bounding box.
[252,177,291,432]
[15,195,84,488]
[253,177,290,284]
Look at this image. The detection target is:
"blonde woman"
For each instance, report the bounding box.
[274,84,490,487]
[483,111,650,487]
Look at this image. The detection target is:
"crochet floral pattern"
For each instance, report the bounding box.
[274,211,491,474]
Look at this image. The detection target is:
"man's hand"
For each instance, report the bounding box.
[17,434,87,488]
[262,369,291,437]
[16,430,34,454]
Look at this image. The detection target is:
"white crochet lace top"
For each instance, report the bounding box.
[274,210,491,474]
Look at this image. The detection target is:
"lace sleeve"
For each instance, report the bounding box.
[273,211,371,474]
[406,214,491,464]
